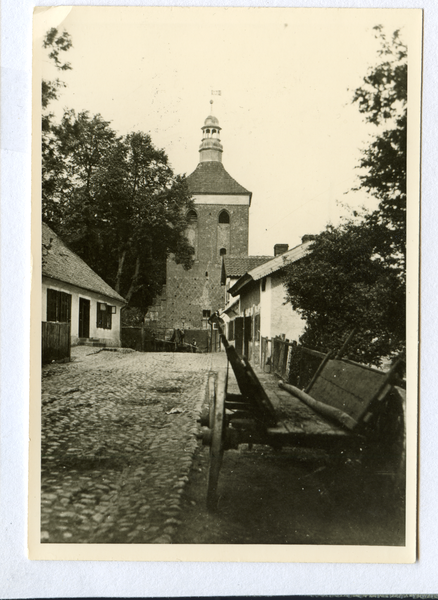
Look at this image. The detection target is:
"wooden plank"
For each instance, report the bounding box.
[279,380,358,430]
[309,359,388,423]
[42,321,70,364]
[223,341,277,427]
[305,349,333,393]
[301,347,326,359]
[254,368,350,437]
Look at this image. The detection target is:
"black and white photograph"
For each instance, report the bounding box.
[29,6,421,562]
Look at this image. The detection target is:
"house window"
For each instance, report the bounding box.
[220,248,227,256]
[261,278,266,292]
[218,210,230,224]
[97,302,112,330]
[47,289,71,323]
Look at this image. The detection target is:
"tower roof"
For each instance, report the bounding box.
[186,161,251,196]
[204,115,220,128]
[189,108,251,198]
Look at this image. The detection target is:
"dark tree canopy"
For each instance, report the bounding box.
[41,29,195,316]
[42,28,72,128]
[284,221,405,365]
[352,26,407,272]
[43,110,195,312]
[284,27,407,366]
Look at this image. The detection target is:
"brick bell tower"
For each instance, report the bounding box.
[163,104,252,332]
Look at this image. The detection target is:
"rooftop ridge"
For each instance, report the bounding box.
[42,223,126,304]
[186,161,251,197]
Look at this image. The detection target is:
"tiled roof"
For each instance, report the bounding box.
[224,256,273,278]
[249,241,313,281]
[42,223,126,303]
[229,241,313,296]
[186,161,251,196]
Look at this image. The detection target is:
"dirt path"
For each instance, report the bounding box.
[174,442,405,546]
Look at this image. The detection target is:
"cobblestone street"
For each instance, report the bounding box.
[41,347,223,544]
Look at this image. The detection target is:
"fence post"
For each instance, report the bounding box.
[281,339,289,378]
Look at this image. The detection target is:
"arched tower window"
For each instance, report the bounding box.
[217,210,230,261]
[187,209,198,223]
[218,210,230,224]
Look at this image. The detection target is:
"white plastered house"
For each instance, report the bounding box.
[42,223,126,347]
[225,240,312,361]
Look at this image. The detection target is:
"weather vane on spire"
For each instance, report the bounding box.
[210,90,221,114]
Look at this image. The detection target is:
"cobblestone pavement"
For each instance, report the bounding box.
[41,347,225,544]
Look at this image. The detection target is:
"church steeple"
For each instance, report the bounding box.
[199,101,223,163]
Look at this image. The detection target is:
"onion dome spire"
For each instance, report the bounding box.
[198,100,223,163]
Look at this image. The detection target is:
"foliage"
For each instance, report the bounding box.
[41,28,195,313]
[121,307,146,327]
[43,110,195,311]
[352,26,407,270]
[284,27,407,365]
[42,28,72,127]
[284,222,405,365]
[42,28,73,211]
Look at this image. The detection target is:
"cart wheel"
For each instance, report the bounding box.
[208,376,216,430]
[206,369,227,512]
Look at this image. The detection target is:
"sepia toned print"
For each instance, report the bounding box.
[30,6,421,562]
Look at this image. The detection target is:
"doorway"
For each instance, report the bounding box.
[243,315,252,358]
[79,298,90,338]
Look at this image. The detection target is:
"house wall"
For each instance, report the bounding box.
[269,272,305,342]
[260,276,272,338]
[224,276,239,305]
[42,277,124,347]
[240,280,260,316]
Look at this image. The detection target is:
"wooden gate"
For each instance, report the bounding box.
[42,322,71,364]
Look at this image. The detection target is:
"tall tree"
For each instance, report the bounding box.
[41,28,194,315]
[352,26,407,274]
[43,110,195,313]
[284,220,405,365]
[284,27,407,366]
[42,28,73,210]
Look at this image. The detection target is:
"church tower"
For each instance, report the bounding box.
[164,107,251,332]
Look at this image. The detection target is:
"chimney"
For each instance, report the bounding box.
[301,234,316,243]
[274,244,289,256]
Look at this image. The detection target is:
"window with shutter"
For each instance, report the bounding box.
[97,303,113,329]
[46,289,71,323]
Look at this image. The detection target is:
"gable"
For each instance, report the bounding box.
[42,223,126,304]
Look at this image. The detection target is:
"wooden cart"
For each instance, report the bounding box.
[199,324,405,511]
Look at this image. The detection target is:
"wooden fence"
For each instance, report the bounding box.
[121,327,201,352]
[260,336,326,388]
[153,339,198,353]
[42,321,71,365]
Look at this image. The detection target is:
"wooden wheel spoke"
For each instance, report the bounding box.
[206,369,227,512]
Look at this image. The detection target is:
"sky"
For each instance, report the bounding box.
[35,6,419,256]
